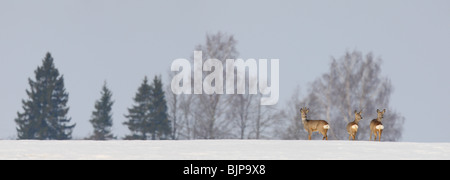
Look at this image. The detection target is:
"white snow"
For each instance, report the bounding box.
[0,140,449,160]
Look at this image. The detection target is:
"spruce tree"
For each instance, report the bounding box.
[123,76,153,140]
[87,81,115,140]
[15,52,75,140]
[150,75,171,140]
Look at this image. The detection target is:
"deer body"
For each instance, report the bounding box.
[370,109,385,141]
[346,110,363,140]
[300,108,330,140]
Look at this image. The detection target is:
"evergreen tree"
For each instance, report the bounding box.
[87,81,115,140]
[123,75,171,140]
[123,76,153,140]
[15,52,75,140]
[150,75,171,140]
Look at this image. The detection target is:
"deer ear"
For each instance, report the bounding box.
[354,110,357,114]
[377,109,380,113]
[383,109,386,113]
[306,109,309,113]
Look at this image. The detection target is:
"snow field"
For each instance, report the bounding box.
[0,140,449,160]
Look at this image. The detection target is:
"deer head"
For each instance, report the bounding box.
[300,107,309,120]
[354,110,363,122]
[376,109,386,120]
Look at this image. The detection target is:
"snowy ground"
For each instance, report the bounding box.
[0,140,449,160]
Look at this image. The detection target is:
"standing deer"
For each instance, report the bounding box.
[370,109,385,141]
[300,107,330,140]
[346,110,363,140]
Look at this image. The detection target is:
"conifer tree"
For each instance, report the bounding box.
[87,81,115,140]
[123,76,153,140]
[15,52,75,140]
[150,75,171,140]
[123,75,171,140]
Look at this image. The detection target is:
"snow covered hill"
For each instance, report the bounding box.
[0,140,449,160]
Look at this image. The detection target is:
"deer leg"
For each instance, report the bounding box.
[379,130,382,141]
[321,130,326,140]
[377,132,379,141]
[308,131,312,140]
[370,130,372,141]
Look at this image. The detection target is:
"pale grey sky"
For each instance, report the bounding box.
[1,0,449,141]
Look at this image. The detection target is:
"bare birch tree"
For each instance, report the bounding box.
[167,32,278,139]
[166,70,181,140]
[248,93,279,139]
[191,32,238,139]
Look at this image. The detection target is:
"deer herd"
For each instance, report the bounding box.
[300,107,386,141]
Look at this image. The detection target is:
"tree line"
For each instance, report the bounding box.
[15,52,171,140]
[14,32,404,141]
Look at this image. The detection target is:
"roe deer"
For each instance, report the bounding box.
[370,109,385,141]
[346,110,363,140]
[300,107,330,140]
